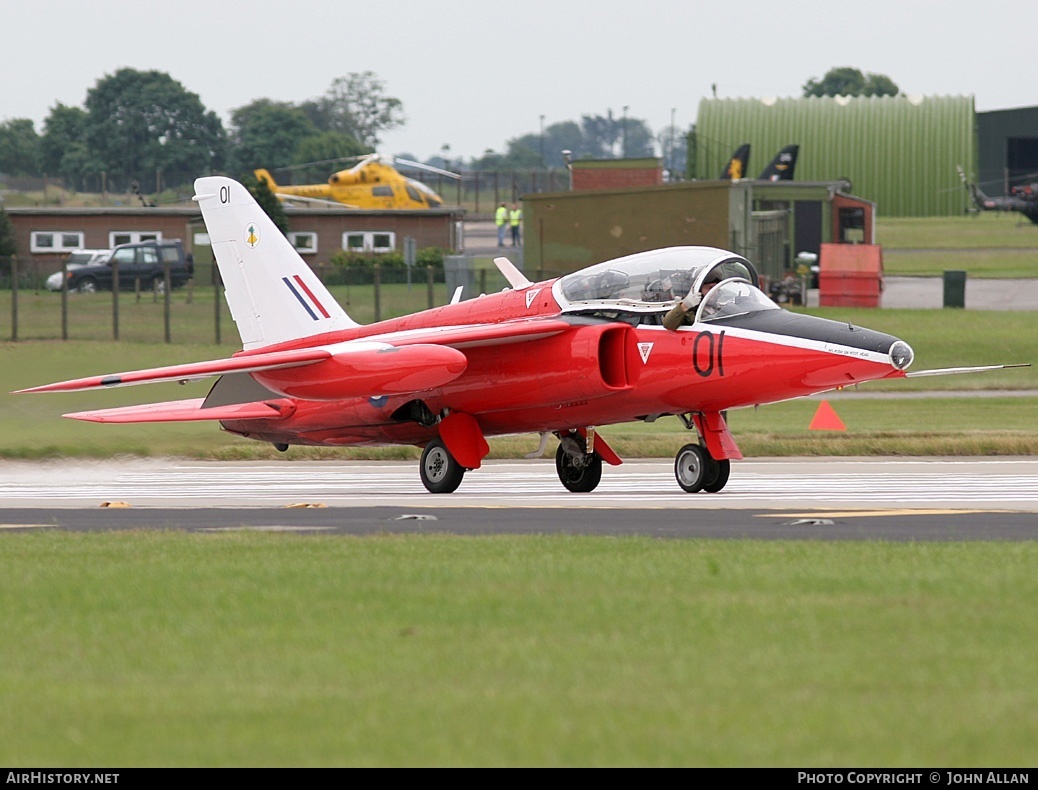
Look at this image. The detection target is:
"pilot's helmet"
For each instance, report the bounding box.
[701,273,722,291]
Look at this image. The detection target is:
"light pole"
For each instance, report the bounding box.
[669,107,676,180]
[539,114,546,169]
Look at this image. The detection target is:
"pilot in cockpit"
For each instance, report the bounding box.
[661,273,721,329]
[697,276,723,315]
[642,270,694,303]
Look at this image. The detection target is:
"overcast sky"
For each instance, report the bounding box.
[4,0,1036,162]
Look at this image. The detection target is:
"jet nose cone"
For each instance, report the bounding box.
[890,340,914,371]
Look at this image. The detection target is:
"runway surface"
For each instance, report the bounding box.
[1,457,1036,539]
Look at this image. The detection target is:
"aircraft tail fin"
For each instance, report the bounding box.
[720,144,750,180]
[193,176,358,350]
[758,144,799,181]
[957,165,986,209]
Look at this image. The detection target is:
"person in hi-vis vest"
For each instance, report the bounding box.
[495,203,508,247]
[509,202,522,247]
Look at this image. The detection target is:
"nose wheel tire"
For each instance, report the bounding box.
[420,439,465,494]
[675,444,732,493]
[675,443,709,492]
[703,458,731,493]
[555,444,603,493]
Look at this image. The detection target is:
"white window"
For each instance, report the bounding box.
[288,231,317,254]
[342,231,396,253]
[109,231,161,247]
[31,231,85,253]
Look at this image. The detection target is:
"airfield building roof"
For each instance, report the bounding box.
[696,94,976,217]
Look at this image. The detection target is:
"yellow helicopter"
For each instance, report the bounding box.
[255,154,460,210]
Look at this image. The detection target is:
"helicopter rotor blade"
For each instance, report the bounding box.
[273,156,365,173]
[267,152,461,180]
[391,157,462,180]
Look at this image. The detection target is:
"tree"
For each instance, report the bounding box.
[292,131,366,182]
[40,103,104,190]
[580,112,655,159]
[658,124,690,179]
[580,112,621,158]
[0,201,17,260]
[227,99,319,178]
[685,126,697,180]
[863,73,900,97]
[40,103,86,175]
[619,118,655,158]
[545,122,585,164]
[473,115,658,172]
[314,71,405,150]
[803,67,899,98]
[0,118,41,176]
[244,172,289,235]
[84,68,226,191]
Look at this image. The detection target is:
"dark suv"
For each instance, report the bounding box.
[55,240,193,293]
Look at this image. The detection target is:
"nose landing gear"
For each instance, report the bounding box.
[674,443,730,493]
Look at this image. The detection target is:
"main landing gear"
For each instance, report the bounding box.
[554,431,603,493]
[416,419,731,496]
[419,438,466,494]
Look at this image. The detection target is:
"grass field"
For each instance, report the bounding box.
[2,531,1036,767]
[876,212,1038,249]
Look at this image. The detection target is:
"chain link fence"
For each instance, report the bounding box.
[1,257,564,345]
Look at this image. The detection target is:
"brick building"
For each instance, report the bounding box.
[569,158,663,190]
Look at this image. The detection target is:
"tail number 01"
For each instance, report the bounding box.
[692,330,726,378]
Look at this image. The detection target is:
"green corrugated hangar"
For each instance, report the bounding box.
[695,95,976,217]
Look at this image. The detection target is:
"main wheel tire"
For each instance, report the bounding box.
[555,443,603,493]
[703,458,731,493]
[77,278,97,294]
[674,443,708,493]
[420,439,465,494]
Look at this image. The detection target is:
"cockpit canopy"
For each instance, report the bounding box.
[408,178,442,207]
[554,246,761,314]
[696,277,781,323]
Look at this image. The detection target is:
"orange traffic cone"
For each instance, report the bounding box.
[809,400,846,431]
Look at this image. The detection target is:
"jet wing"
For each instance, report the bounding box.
[18,317,580,407]
[15,348,332,394]
[368,317,573,349]
[64,398,296,424]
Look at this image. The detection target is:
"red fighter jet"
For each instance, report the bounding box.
[17,177,1025,494]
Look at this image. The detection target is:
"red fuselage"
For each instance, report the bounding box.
[220,278,904,448]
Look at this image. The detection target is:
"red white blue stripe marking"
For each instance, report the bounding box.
[282,275,331,320]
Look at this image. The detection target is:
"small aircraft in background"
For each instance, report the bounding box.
[957,165,1038,224]
[255,153,460,210]
[18,177,1026,495]
[719,143,751,179]
[720,143,799,181]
